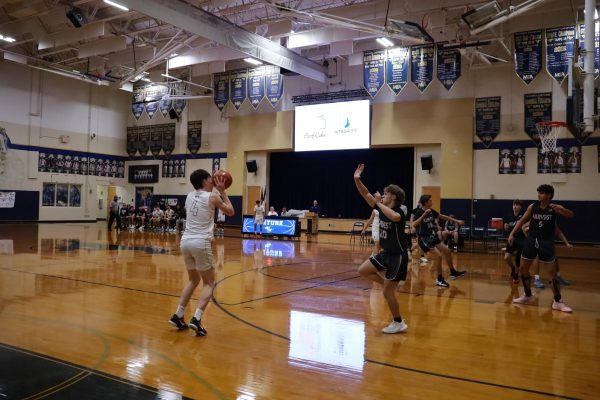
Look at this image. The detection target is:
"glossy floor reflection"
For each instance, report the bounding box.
[0,222,599,399]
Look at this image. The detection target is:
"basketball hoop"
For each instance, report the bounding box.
[535,121,567,153]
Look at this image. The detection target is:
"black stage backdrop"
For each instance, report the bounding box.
[269,148,414,220]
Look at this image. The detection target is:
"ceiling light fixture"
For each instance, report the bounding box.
[461,1,503,30]
[244,57,263,66]
[0,34,16,43]
[376,37,394,47]
[103,0,129,12]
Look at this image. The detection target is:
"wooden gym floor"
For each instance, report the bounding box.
[0,222,599,399]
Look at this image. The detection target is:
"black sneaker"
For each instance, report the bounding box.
[168,314,188,330]
[188,317,207,336]
[450,270,467,280]
[436,278,450,288]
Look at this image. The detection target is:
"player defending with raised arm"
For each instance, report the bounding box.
[168,169,235,335]
[412,194,467,288]
[508,184,574,312]
[354,164,410,334]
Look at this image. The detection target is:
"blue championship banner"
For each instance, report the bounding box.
[144,85,162,119]
[137,126,150,156]
[546,26,575,83]
[131,83,146,120]
[475,97,501,147]
[248,66,266,109]
[385,47,410,95]
[187,120,202,154]
[126,126,138,157]
[213,73,229,111]
[579,24,600,77]
[149,125,163,157]
[411,44,435,92]
[524,92,552,142]
[158,86,172,117]
[363,49,385,97]
[514,30,542,84]
[265,66,283,107]
[162,123,175,156]
[437,47,461,90]
[230,69,248,110]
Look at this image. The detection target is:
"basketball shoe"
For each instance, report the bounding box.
[512,294,536,305]
[168,314,188,330]
[188,317,207,336]
[382,320,408,334]
[552,300,573,313]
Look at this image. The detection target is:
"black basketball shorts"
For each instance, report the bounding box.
[418,234,441,253]
[369,250,408,282]
[521,237,555,263]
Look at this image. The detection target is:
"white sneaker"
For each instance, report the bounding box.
[420,257,428,263]
[382,320,408,334]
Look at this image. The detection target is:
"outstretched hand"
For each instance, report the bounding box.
[354,163,364,179]
[374,191,382,203]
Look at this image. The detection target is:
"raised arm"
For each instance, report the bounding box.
[353,164,376,208]
[439,213,465,226]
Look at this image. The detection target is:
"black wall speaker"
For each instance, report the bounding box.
[420,155,433,171]
[168,109,179,120]
[246,160,258,173]
[66,8,87,28]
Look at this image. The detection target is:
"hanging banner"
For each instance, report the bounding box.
[411,44,435,92]
[436,48,461,90]
[248,66,266,108]
[363,49,386,97]
[162,123,175,156]
[158,86,172,117]
[265,66,283,107]
[126,126,138,157]
[579,24,600,77]
[567,145,581,173]
[545,26,575,83]
[144,85,161,119]
[514,30,542,84]
[524,92,552,142]
[131,83,146,120]
[512,148,526,174]
[385,47,410,95]
[162,159,173,178]
[150,125,163,157]
[138,126,150,156]
[187,120,202,154]
[475,97,501,147]
[230,69,248,110]
[214,73,229,111]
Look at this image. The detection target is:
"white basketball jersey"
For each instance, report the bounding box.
[182,190,214,240]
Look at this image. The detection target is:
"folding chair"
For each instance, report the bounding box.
[350,222,365,244]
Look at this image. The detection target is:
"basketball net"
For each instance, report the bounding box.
[535,121,567,153]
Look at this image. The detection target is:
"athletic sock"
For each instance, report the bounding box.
[510,266,516,275]
[522,275,532,297]
[394,317,403,323]
[194,308,203,321]
[534,274,540,281]
[551,278,561,302]
[437,274,443,281]
[176,305,185,318]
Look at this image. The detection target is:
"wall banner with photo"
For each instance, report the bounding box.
[537,145,581,174]
[38,151,124,178]
[162,159,185,178]
[135,187,153,209]
[499,148,525,174]
[129,165,159,183]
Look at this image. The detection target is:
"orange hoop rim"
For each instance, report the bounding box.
[535,121,567,128]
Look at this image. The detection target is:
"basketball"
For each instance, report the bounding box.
[213,170,232,189]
